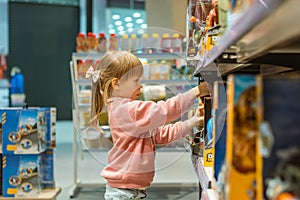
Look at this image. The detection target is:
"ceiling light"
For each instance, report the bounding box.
[136,19,143,24]
[112,14,120,20]
[133,12,141,18]
[126,23,134,28]
[115,20,122,26]
[141,24,148,29]
[117,26,124,31]
[124,17,132,22]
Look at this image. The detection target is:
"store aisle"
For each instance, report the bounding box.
[55,121,199,200]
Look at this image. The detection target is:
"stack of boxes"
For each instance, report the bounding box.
[0,107,56,198]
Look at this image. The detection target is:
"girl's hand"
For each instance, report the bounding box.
[187,105,204,130]
[198,82,212,97]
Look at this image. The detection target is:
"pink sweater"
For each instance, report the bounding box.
[101,91,196,189]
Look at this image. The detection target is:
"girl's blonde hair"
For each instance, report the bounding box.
[90,50,143,128]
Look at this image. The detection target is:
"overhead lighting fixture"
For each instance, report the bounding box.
[133,12,141,18]
[117,26,124,31]
[136,19,143,24]
[127,28,134,32]
[112,14,120,20]
[115,20,122,26]
[124,17,132,22]
[141,24,148,29]
[126,23,134,28]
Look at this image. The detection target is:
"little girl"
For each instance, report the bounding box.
[86,50,210,200]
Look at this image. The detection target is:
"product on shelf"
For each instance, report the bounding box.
[76,59,94,80]
[140,33,150,53]
[172,33,183,53]
[218,0,228,33]
[150,33,161,53]
[262,78,300,200]
[0,153,2,195]
[3,154,41,197]
[40,149,55,189]
[161,33,172,53]
[142,84,166,102]
[109,33,118,51]
[82,127,112,149]
[188,0,211,45]
[207,0,219,29]
[120,34,130,51]
[225,74,263,200]
[1,108,47,154]
[205,24,221,51]
[1,107,58,197]
[212,81,227,181]
[130,34,139,53]
[87,32,98,52]
[76,33,86,52]
[97,32,107,52]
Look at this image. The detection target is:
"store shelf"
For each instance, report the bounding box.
[236,0,300,63]
[193,0,283,75]
[0,187,61,200]
[73,52,186,60]
[191,155,219,200]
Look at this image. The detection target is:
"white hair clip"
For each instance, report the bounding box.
[85,66,100,83]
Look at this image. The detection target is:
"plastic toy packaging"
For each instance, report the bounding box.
[186,0,212,56]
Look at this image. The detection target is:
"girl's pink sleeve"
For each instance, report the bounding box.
[112,91,196,135]
[132,91,195,130]
[152,120,191,145]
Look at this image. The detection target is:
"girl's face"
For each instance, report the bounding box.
[119,75,143,100]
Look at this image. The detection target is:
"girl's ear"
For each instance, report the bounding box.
[111,78,120,90]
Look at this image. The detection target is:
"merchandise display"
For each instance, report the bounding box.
[0,107,60,199]
[2,1,299,200]
[75,31,184,54]
[225,74,262,200]
[186,0,300,200]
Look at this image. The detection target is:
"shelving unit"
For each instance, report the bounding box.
[186,0,300,199]
[69,51,199,198]
[191,156,219,200]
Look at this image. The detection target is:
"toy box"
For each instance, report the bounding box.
[212,81,227,181]
[0,153,2,195]
[40,149,55,189]
[225,74,263,200]
[261,78,300,199]
[1,108,47,154]
[2,154,41,197]
[42,107,57,149]
[0,123,2,153]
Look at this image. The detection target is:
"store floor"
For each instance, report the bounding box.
[55,121,200,200]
